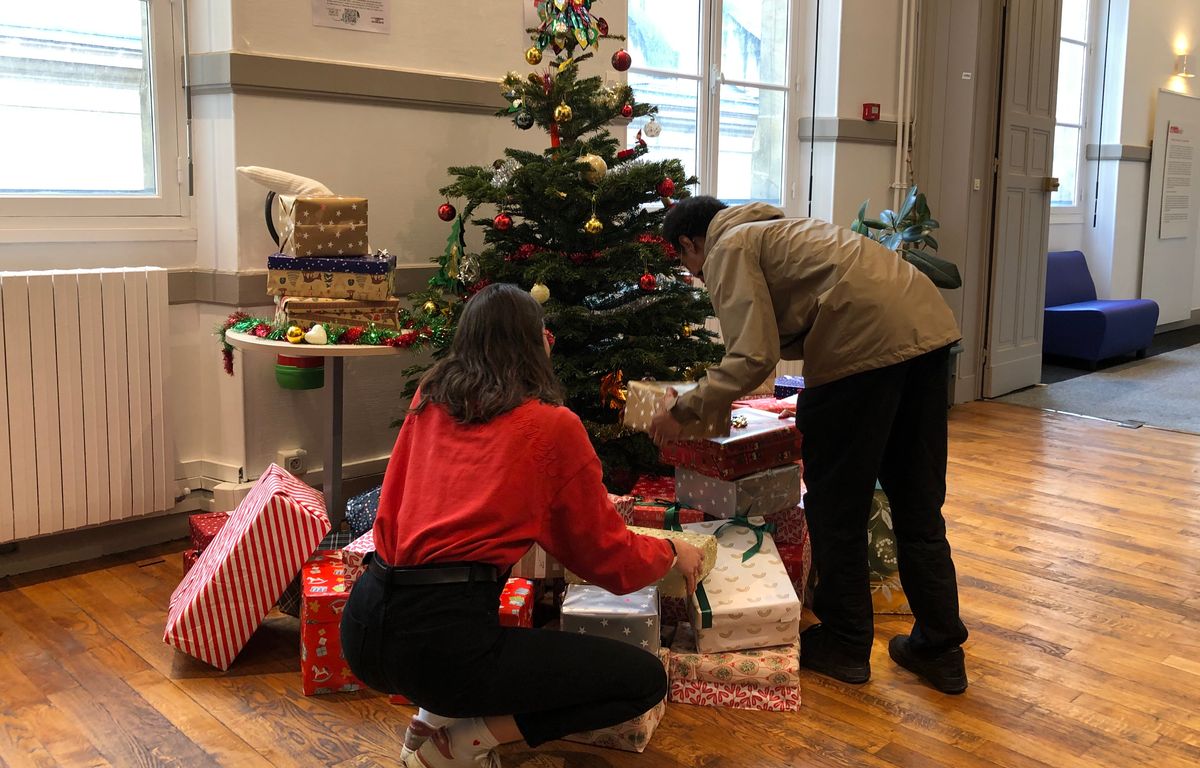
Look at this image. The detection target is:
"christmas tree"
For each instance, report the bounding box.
[399,0,724,492]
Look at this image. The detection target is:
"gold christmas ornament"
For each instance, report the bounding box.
[285,325,305,344]
[584,215,604,235]
[578,154,608,183]
[682,323,693,336]
[554,103,574,123]
[525,46,543,66]
[530,282,551,304]
[423,300,438,314]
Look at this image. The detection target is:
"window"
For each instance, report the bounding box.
[628,0,796,208]
[0,0,186,218]
[1052,0,1089,211]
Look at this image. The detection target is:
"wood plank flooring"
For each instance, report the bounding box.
[1,402,1198,767]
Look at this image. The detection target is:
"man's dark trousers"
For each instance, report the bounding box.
[797,345,968,658]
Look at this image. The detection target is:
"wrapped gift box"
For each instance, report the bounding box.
[164,465,331,670]
[499,577,536,628]
[732,394,797,415]
[667,624,800,712]
[267,251,396,301]
[763,503,808,547]
[345,485,382,539]
[566,526,716,599]
[682,517,801,654]
[280,196,369,258]
[300,551,364,695]
[776,542,813,608]
[621,499,704,530]
[278,296,401,330]
[623,380,729,439]
[675,464,801,520]
[608,493,635,520]
[510,543,564,580]
[668,623,800,689]
[182,548,200,575]
[661,596,691,627]
[660,409,802,482]
[561,584,661,655]
[388,694,412,705]
[773,375,805,399]
[279,530,355,618]
[564,697,666,753]
[669,679,800,713]
[341,529,374,578]
[188,511,229,551]
[629,474,675,501]
[869,486,911,615]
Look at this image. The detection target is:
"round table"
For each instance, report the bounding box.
[224,330,406,524]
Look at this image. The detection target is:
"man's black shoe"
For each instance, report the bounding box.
[799,625,871,684]
[888,635,968,694]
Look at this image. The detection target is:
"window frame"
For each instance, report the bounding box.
[627,0,804,215]
[0,0,189,222]
[1051,1,1094,221]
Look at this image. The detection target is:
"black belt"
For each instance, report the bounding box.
[368,553,499,586]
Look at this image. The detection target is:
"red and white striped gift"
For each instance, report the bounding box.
[164,464,330,670]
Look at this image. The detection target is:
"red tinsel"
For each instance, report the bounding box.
[222,347,234,376]
[342,326,364,344]
[468,279,493,296]
[386,329,422,348]
[509,243,540,262]
[253,323,270,338]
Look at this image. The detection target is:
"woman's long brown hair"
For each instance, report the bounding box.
[414,283,563,423]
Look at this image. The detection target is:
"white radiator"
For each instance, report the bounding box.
[0,268,172,543]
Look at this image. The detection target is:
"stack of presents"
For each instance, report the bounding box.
[163,374,911,753]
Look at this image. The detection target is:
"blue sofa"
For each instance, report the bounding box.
[1043,250,1159,366]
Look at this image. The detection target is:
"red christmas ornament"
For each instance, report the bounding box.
[597,17,609,36]
[493,213,513,231]
[621,104,634,119]
[437,202,457,222]
[657,177,676,198]
[612,49,632,72]
[639,272,657,292]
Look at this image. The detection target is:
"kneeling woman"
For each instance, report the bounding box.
[342,283,704,768]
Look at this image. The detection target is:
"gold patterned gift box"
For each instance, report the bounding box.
[667,623,801,712]
[280,196,369,257]
[566,526,717,599]
[277,295,402,330]
[622,380,731,438]
[682,517,801,654]
[267,252,396,301]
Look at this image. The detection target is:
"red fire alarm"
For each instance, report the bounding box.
[862,103,881,122]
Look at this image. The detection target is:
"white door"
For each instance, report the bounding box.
[983,0,1061,397]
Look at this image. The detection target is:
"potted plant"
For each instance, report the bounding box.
[850,185,962,290]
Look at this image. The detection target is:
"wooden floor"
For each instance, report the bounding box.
[2,402,1199,767]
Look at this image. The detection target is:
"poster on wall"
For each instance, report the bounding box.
[311,0,390,34]
[1159,121,1196,240]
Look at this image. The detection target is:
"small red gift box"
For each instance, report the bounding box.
[389,694,412,705]
[764,503,808,546]
[188,511,229,551]
[341,529,374,578]
[182,548,200,574]
[301,551,364,695]
[499,577,536,628]
[660,409,802,481]
[608,494,635,520]
[622,499,705,530]
[776,542,813,604]
[629,474,675,501]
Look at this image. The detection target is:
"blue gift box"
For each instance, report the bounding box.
[267,251,396,300]
[345,485,382,539]
[267,252,395,274]
[774,375,805,400]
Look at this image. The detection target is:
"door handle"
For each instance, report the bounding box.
[1044,177,1061,192]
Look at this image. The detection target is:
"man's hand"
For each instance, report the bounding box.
[671,540,706,595]
[649,387,684,447]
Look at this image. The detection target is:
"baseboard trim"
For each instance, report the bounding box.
[1155,309,1200,333]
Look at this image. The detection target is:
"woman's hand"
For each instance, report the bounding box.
[671,540,706,595]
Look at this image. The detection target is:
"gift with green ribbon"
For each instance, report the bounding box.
[683,516,801,654]
[622,498,704,531]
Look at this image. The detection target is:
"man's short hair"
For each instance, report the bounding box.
[662,195,728,250]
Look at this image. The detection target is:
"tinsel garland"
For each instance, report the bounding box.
[214,311,439,376]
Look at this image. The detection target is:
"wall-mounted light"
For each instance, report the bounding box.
[1176,54,1196,79]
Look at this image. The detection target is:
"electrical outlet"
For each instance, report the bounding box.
[277,448,308,476]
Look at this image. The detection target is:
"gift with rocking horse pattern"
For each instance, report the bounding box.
[300,550,365,695]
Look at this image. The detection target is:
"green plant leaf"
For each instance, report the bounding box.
[856,200,869,222]
[923,234,940,250]
[863,219,888,230]
[916,193,930,220]
[851,220,868,236]
[901,225,925,242]
[898,187,918,221]
[882,232,903,250]
[924,218,940,229]
[880,210,898,229]
[903,250,962,289]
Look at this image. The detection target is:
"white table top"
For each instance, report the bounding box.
[224,330,407,358]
